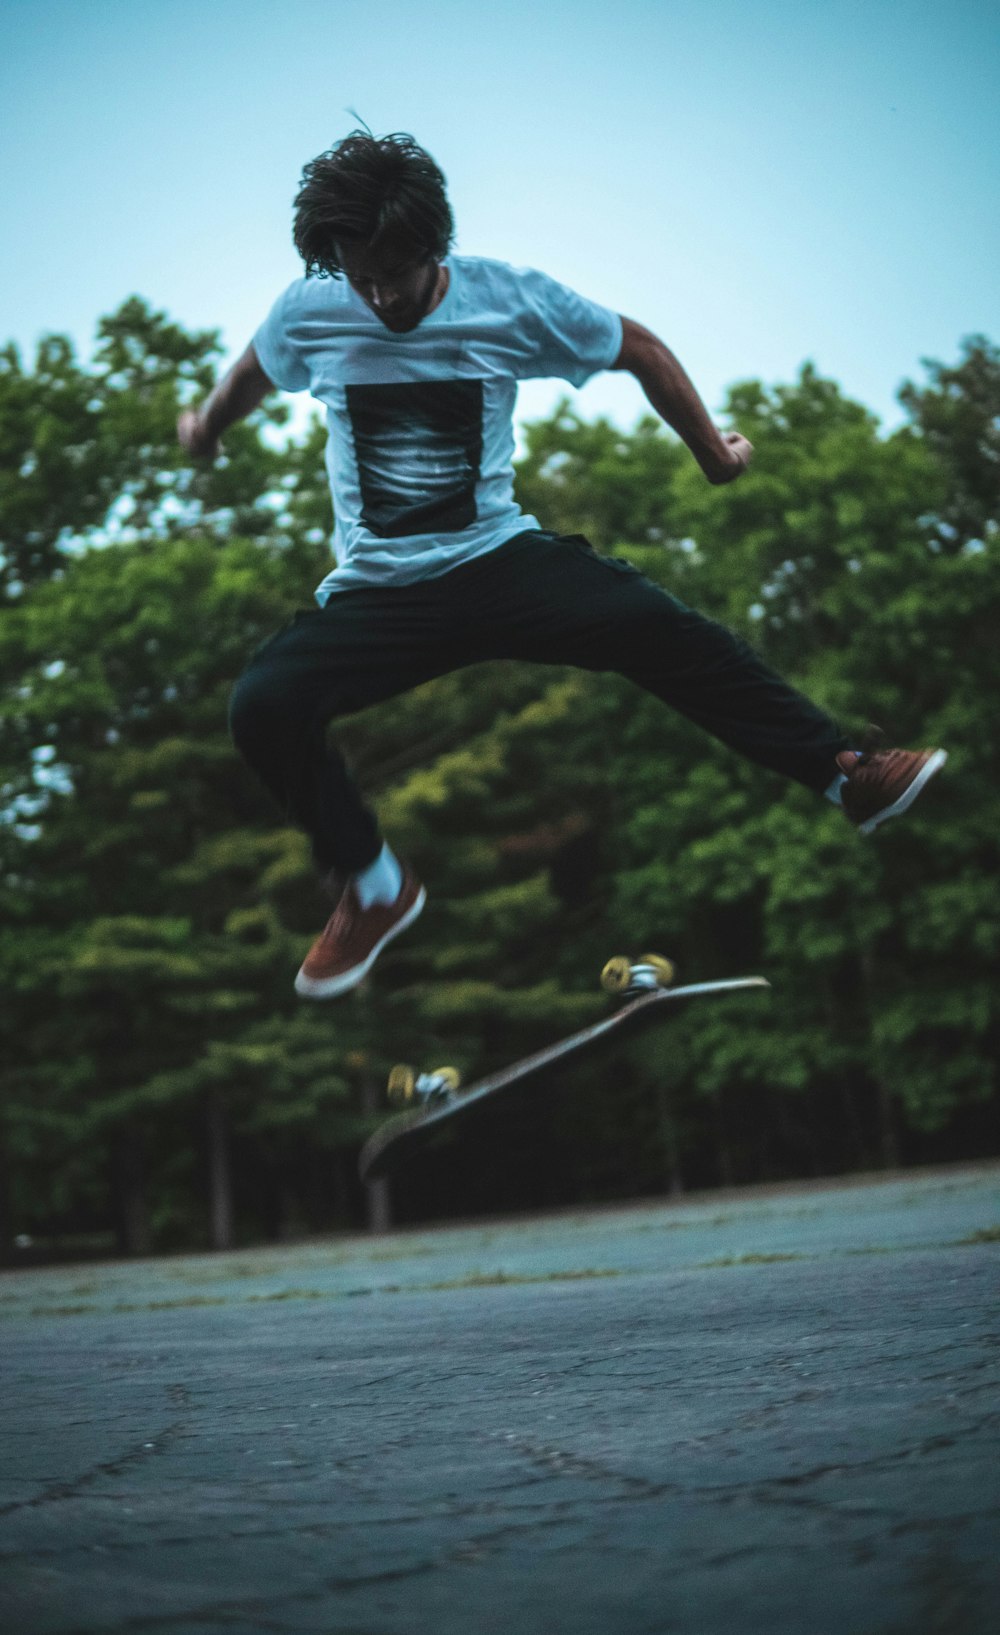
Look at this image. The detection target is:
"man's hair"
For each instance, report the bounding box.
[293,130,455,278]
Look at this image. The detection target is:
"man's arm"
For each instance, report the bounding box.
[611,316,752,485]
[177,343,275,460]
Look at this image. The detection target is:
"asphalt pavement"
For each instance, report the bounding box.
[2,1162,998,1634]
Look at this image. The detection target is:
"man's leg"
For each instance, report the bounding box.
[452,532,848,792]
[450,532,943,817]
[230,585,461,871]
[229,581,462,995]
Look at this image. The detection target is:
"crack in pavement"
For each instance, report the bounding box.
[0,1386,190,1519]
[0,1421,187,1517]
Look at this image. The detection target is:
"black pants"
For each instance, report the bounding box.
[229,530,850,874]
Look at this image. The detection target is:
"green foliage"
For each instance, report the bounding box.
[1,305,997,1255]
[0,297,309,602]
[898,334,1000,552]
[514,400,686,548]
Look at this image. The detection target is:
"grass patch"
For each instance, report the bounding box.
[24,1266,621,1317]
[28,1303,100,1318]
[245,1288,329,1303]
[413,1267,620,1292]
[954,1225,1000,1245]
[696,1252,806,1269]
[165,1261,288,1283]
[29,1294,229,1317]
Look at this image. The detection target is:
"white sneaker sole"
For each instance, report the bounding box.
[857,749,948,835]
[294,887,427,999]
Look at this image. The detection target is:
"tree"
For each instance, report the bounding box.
[514,400,686,551]
[0,298,295,602]
[898,335,1000,553]
[0,533,326,1249]
[2,313,997,1253]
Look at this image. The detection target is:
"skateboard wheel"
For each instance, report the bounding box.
[601,956,633,994]
[639,953,675,987]
[430,1066,462,1092]
[387,1064,416,1106]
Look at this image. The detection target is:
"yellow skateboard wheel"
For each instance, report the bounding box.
[387,1064,416,1106]
[601,956,633,994]
[430,1066,462,1092]
[639,953,676,987]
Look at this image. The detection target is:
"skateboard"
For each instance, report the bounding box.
[358,955,770,1182]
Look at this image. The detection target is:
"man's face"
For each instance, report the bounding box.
[338,238,443,333]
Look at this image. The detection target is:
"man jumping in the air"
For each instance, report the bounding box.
[177,130,946,1000]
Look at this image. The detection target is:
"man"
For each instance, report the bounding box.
[177,130,945,1000]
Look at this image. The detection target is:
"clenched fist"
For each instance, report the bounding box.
[177,409,219,461]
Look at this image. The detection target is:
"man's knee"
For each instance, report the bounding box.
[229,660,301,759]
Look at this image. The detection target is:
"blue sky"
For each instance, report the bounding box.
[3,0,998,433]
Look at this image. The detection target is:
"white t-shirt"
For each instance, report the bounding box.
[253,256,622,601]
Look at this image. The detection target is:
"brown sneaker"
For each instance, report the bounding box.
[294,867,426,999]
[836,746,947,835]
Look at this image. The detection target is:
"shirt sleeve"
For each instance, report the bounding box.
[253,283,312,394]
[513,266,623,386]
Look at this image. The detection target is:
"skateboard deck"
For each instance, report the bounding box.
[358,956,770,1183]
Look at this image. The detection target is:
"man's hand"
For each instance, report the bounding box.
[612,318,754,487]
[704,431,754,486]
[176,344,274,463]
[177,409,220,462]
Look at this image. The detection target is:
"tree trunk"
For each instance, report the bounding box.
[275,1183,305,1243]
[859,950,901,1171]
[352,980,393,1235]
[656,1084,684,1197]
[712,1088,735,1188]
[360,1075,393,1234]
[840,1075,871,1171]
[206,1090,235,1251]
[0,1140,13,1266]
[114,1121,151,1257]
[874,1074,901,1171]
[822,977,871,1172]
[330,1151,354,1231]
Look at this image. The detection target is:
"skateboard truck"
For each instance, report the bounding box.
[386,1063,462,1109]
[600,953,676,997]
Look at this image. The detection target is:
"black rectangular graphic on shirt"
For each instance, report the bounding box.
[346,379,484,539]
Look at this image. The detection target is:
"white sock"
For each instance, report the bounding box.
[825,750,862,808]
[354,842,403,909]
[824,773,847,808]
